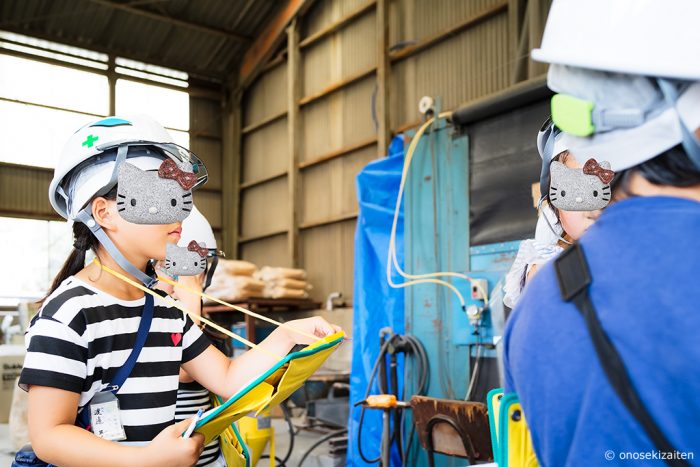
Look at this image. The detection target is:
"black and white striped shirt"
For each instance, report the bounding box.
[19,276,211,442]
[176,382,221,466]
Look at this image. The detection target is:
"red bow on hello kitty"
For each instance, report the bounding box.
[187,241,208,258]
[582,158,615,184]
[158,159,197,190]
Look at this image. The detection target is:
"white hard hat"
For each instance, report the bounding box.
[531,0,700,170]
[49,115,208,220]
[547,65,700,170]
[178,205,217,252]
[531,0,700,80]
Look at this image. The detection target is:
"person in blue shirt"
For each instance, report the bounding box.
[503,2,700,465]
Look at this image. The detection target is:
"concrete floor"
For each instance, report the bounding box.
[0,420,343,467]
[263,417,345,467]
[0,424,15,465]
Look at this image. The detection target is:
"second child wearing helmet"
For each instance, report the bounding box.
[19,115,343,467]
[503,127,602,307]
[503,1,700,465]
[156,206,229,466]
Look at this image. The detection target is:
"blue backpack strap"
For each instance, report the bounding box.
[554,244,687,467]
[76,293,154,429]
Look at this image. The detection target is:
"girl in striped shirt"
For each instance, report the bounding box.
[19,115,342,467]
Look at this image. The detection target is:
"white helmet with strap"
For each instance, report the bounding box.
[531,0,700,80]
[178,205,217,252]
[178,205,222,291]
[531,0,700,171]
[50,115,208,287]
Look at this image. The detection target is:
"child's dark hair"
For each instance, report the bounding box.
[41,186,118,304]
[611,144,700,197]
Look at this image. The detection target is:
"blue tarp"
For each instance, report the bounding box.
[347,136,405,466]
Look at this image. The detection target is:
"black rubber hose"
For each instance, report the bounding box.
[298,429,348,466]
[356,333,430,465]
[357,339,392,464]
[280,402,295,464]
[260,401,295,467]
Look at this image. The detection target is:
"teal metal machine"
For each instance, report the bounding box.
[402,109,521,466]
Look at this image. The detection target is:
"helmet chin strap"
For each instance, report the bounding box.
[203,254,218,292]
[75,208,158,289]
[537,196,573,246]
[657,78,700,171]
[73,144,157,288]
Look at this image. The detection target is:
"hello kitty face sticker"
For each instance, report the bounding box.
[549,158,614,211]
[116,160,194,224]
[164,241,208,276]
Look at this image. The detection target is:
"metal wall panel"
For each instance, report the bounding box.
[190,98,223,137]
[303,0,373,39]
[300,76,376,163]
[241,117,289,183]
[214,231,223,252]
[389,0,504,45]
[194,189,223,230]
[0,163,58,220]
[390,10,510,129]
[301,11,377,97]
[243,62,287,127]
[190,136,222,190]
[239,176,289,239]
[190,95,223,232]
[300,219,356,301]
[240,234,291,268]
[300,145,374,225]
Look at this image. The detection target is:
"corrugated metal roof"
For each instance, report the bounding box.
[0,0,283,82]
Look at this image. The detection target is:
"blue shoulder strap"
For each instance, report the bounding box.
[76,293,154,428]
[111,293,154,391]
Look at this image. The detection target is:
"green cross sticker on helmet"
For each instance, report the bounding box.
[81,134,99,148]
[49,114,208,221]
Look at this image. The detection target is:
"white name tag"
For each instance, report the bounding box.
[88,391,126,441]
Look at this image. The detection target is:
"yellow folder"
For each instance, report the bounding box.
[194,331,345,444]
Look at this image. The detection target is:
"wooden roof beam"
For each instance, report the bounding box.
[238,0,314,89]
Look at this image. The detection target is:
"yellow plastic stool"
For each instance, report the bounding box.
[238,409,274,467]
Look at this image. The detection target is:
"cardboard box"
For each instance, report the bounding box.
[0,345,26,423]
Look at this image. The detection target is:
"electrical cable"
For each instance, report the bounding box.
[465,343,482,401]
[357,338,392,464]
[298,429,348,466]
[386,112,491,311]
[356,333,429,465]
[399,335,429,465]
[259,402,295,467]
[279,402,295,465]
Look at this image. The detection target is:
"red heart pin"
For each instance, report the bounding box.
[171,333,182,346]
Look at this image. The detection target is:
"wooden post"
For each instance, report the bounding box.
[527,0,547,78]
[508,0,528,84]
[107,55,116,115]
[287,19,302,267]
[222,84,242,258]
[376,0,391,156]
